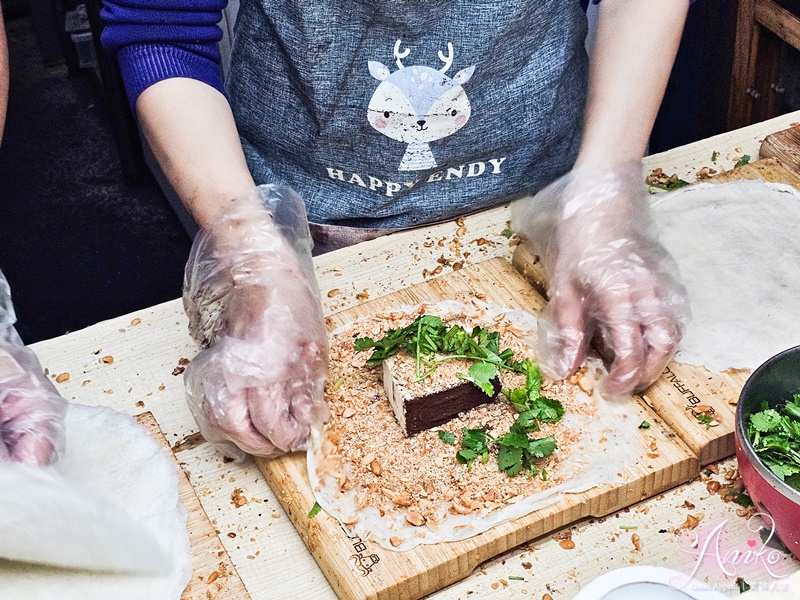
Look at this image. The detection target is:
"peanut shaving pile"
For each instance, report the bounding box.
[307,302,640,551]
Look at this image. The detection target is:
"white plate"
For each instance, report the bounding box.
[574,566,727,600]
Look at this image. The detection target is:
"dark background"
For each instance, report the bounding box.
[0,0,792,343]
[0,0,191,343]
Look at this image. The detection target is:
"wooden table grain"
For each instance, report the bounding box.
[30,111,800,599]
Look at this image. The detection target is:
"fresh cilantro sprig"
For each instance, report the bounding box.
[502,359,564,422]
[455,424,558,477]
[457,428,491,471]
[356,315,564,478]
[354,315,450,379]
[458,361,500,396]
[357,318,564,418]
[494,418,557,477]
[747,395,800,490]
[355,315,513,383]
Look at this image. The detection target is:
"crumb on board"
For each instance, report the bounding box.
[631,533,642,551]
[231,488,249,508]
[675,513,704,534]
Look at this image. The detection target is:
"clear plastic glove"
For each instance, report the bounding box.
[511,163,689,396]
[183,185,328,459]
[0,271,67,466]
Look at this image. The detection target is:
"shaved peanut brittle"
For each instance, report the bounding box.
[317,308,593,528]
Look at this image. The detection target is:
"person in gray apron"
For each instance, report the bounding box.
[101,0,691,458]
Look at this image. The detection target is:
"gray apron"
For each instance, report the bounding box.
[227,0,589,243]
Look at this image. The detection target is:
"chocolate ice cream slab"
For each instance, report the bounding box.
[382,353,499,436]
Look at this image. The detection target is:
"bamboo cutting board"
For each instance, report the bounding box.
[255,258,699,600]
[761,124,800,174]
[512,156,800,466]
[135,412,251,600]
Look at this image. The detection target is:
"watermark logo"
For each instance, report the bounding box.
[670,513,791,590]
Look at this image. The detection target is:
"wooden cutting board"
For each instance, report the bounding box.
[512,156,800,466]
[255,258,700,600]
[135,412,251,600]
[760,124,800,174]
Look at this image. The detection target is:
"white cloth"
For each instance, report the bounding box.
[652,181,800,372]
[0,404,192,599]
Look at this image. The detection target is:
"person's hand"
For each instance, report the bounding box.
[0,274,67,466]
[511,163,689,396]
[182,186,328,459]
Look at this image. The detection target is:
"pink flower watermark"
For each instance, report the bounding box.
[670,513,792,590]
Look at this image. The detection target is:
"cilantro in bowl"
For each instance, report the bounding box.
[747,394,800,490]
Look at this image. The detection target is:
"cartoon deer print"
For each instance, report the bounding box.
[368,40,475,171]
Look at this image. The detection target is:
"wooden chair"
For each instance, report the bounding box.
[728,0,800,129]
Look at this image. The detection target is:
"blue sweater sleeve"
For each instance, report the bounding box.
[100,0,228,108]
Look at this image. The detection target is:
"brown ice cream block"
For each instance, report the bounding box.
[382,353,499,436]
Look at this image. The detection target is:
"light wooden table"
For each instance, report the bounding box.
[31,112,800,599]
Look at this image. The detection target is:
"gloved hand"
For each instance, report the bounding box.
[183,185,329,459]
[0,271,67,466]
[511,163,689,396]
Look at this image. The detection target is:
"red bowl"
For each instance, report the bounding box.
[735,345,800,559]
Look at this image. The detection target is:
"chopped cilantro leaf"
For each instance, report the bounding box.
[502,360,563,422]
[711,151,719,163]
[497,445,524,476]
[501,228,514,239]
[457,361,498,396]
[750,409,781,432]
[696,413,714,429]
[458,428,490,471]
[639,421,651,429]
[495,425,532,449]
[456,448,478,471]
[784,398,800,420]
[438,430,456,445]
[647,178,690,191]
[527,436,557,458]
[461,427,489,452]
[736,577,750,593]
[353,337,376,352]
[494,428,557,477]
[504,387,529,412]
[307,502,322,518]
[734,155,751,168]
[513,411,541,433]
[508,576,525,581]
[529,397,565,423]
